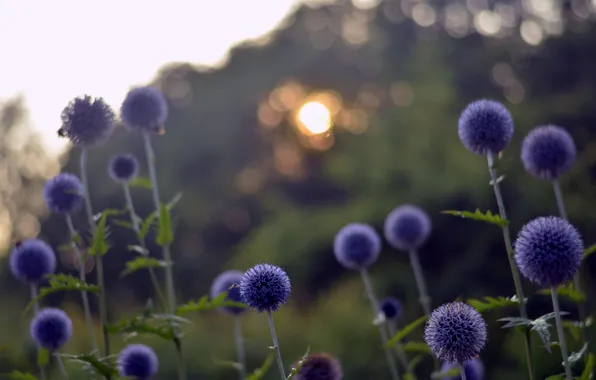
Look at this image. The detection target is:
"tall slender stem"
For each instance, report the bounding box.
[122,183,167,309]
[55,353,69,379]
[65,215,98,351]
[487,153,535,380]
[408,249,431,315]
[360,269,403,380]
[553,180,588,344]
[80,149,111,367]
[459,363,468,380]
[30,285,47,380]
[267,311,286,380]
[235,317,247,380]
[551,287,573,380]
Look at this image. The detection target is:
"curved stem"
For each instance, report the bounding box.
[122,184,167,309]
[487,153,535,380]
[65,215,98,351]
[30,285,47,380]
[551,287,573,380]
[235,317,247,380]
[459,362,467,380]
[553,180,588,344]
[267,311,286,380]
[80,149,111,366]
[408,249,431,316]
[54,353,69,379]
[360,269,403,380]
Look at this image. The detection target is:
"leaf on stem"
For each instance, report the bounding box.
[23,274,99,315]
[583,244,596,259]
[498,311,570,353]
[580,354,594,380]
[120,257,169,277]
[138,193,182,241]
[247,347,276,380]
[156,202,173,246]
[385,316,428,348]
[6,371,38,380]
[467,296,521,313]
[61,353,118,377]
[36,348,49,366]
[441,209,509,227]
[106,311,178,342]
[286,346,311,379]
[537,283,585,303]
[402,342,431,354]
[89,208,125,256]
[175,292,247,315]
[128,176,153,189]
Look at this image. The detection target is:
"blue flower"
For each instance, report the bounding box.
[10,239,56,284]
[458,99,514,155]
[424,302,487,363]
[30,308,72,351]
[210,270,248,316]
[118,344,159,380]
[240,263,291,313]
[121,86,168,133]
[379,297,402,321]
[521,125,576,180]
[441,358,485,380]
[59,95,116,147]
[295,353,343,380]
[514,216,583,287]
[333,223,381,270]
[43,173,84,214]
[384,205,431,251]
[109,154,139,183]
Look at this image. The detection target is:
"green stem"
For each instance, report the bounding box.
[30,285,47,380]
[552,180,588,345]
[54,353,69,380]
[80,149,111,368]
[65,215,98,352]
[360,269,403,380]
[487,153,535,380]
[267,311,286,380]
[122,183,167,309]
[551,287,573,380]
[235,317,247,380]
[459,362,467,380]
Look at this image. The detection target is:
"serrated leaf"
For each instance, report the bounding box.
[175,292,247,315]
[36,348,49,366]
[90,209,124,256]
[128,176,153,189]
[23,274,99,315]
[106,312,176,342]
[247,347,275,380]
[568,343,588,364]
[467,296,520,313]
[127,244,148,255]
[583,244,596,259]
[386,316,428,348]
[531,320,552,353]
[402,342,430,354]
[61,353,118,377]
[580,353,594,380]
[121,257,169,277]
[286,346,311,379]
[497,317,532,329]
[537,283,586,303]
[138,193,182,241]
[7,371,38,380]
[156,203,173,246]
[441,209,509,227]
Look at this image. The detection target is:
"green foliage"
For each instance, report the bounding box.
[36,348,49,367]
[385,316,428,348]
[580,354,595,380]
[537,283,585,303]
[61,353,118,378]
[441,209,509,227]
[106,308,186,342]
[498,311,569,353]
[568,343,588,365]
[5,371,38,380]
[246,347,275,380]
[121,257,169,277]
[407,355,425,374]
[128,176,153,189]
[175,292,247,315]
[23,274,99,315]
[402,342,430,354]
[156,202,173,246]
[90,208,125,256]
[286,346,310,379]
[467,296,521,313]
[431,367,459,379]
[583,244,596,259]
[138,193,182,241]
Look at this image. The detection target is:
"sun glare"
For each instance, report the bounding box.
[297,101,332,135]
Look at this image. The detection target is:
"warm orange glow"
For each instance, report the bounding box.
[297,101,332,135]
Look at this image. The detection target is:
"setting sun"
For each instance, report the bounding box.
[297,101,332,135]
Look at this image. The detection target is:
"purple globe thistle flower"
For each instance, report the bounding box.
[118,344,159,380]
[295,353,343,380]
[384,205,431,251]
[441,358,485,380]
[10,239,56,284]
[424,302,487,363]
[458,99,514,155]
[30,308,73,351]
[333,223,381,270]
[109,154,139,183]
[379,297,403,321]
[58,95,116,147]
[514,216,583,288]
[121,86,168,134]
[521,125,576,180]
[43,173,84,214]
[210,270,248,316]
[240,263,291,313]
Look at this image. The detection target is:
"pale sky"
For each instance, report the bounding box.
[0,0,316,155]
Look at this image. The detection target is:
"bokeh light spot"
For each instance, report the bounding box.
[297,101,332,135]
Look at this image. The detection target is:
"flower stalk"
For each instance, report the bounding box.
[551,287,573,380]
[267,311,286,380]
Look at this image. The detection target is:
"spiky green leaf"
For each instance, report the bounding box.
[385,316,428,348]
[106,312,176,342]
[156,203,173,246]
[175,292,247,316]
[286,346,311,379]
[568,343,588,365]
[467,296,520,313]
[441,209,508,227]
[121,257,169,277]
[90,209,124,256]
[537,283,585,303]
[23,274,99,315]
[61,353,118,377]
[138,193,182,241]
[247,347,275,380]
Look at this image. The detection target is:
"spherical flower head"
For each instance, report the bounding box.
[521,125,576,180]
[295,353,343,380]
[514,216,583,287]
[210,270,248,316]
[59,95,116,147]
[30,308,72,351]
[240,263,291,313]
[424,302,487,363]
[384,205,431,251]
[43,173,84,214]
[458,99,514,155]
[333,223,381,270]
[109,154,139,183]
[379,297,403,321]
[10,239,56,284]
[441,358,485,380]
[118,344,159,379]
[121,86,168,133]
